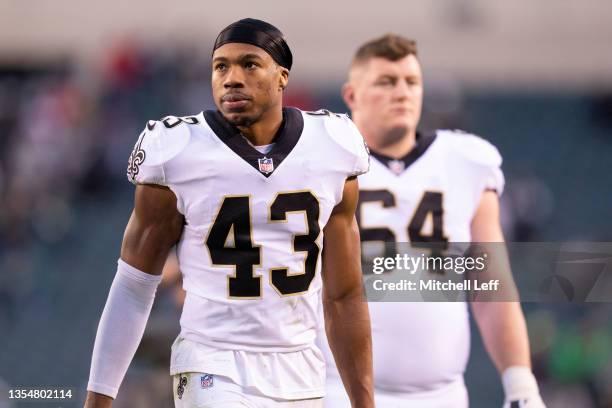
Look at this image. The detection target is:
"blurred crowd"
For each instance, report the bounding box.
[0,40,611,407]
[0,40,216,248]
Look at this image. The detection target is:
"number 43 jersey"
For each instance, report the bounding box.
[127,108,368,352]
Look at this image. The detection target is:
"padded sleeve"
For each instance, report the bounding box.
[442,129,505,196]
[126,119,191,186]
[323,113,370,178]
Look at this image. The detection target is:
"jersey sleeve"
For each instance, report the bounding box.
[442,130,505,196]
[323,113,370,178]
[126,119,191,186]
[484,162,505,195]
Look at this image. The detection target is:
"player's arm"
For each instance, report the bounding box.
[84,184,184,408]
[469,190,545,407]
[322,178,374,408]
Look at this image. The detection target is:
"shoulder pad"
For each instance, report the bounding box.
[437,129,502,168]
[321,112,370,177]
[304,109,342,117]
[127,116,193,184]
[139,116,193,166]
[320,112,359,151]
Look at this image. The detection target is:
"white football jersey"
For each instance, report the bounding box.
[321,129,504,395]
[127,108,369,399]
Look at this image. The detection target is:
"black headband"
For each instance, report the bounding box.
[213,18,293,70]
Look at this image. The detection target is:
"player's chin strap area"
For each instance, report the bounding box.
[87,259,162,399]
[501,366,546,408]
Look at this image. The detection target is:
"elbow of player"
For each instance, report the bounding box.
[323,283,363,304]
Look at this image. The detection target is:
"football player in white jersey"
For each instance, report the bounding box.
[84,19,374,408]
[321,35,546,407]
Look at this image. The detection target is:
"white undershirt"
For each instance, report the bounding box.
[253,143,275,154]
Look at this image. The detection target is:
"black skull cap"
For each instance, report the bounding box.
[213,18,293,70]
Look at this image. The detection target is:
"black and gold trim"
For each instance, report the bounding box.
[204,108,304,178]
[370,131,436,175]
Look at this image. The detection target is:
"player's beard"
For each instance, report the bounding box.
[219,95,259,127]
[224,99,274,128]
[226,112,257,127]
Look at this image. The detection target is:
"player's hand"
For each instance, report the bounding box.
[501,366,546,408]
[83,391,113,408]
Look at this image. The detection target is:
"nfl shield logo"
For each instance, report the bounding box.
[258,157,274,174]
[388,159,405,175]
[200,374,213,388]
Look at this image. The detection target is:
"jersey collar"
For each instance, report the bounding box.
[370,131,437,175]
[204,108,304,178]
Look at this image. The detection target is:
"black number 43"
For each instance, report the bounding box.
[206,192,320,298]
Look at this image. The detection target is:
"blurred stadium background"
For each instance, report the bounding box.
[0,1,611,407]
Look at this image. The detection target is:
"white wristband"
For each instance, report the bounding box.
[87,259,162,398]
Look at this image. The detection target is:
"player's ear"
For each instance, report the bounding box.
[278,67,289,91]
[342,82,355,110]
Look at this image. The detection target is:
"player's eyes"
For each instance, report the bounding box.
[375,75,396,85]
[214,63,227,72]
[244,61,258,69]
[376,79,394,86]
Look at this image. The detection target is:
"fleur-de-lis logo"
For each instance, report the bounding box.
[176,374,188,399]
[127,133,146,182]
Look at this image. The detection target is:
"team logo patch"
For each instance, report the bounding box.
[388,159,405,175]
[258,157,274,174]
[127,132,146,182]
[200,374,214,388]
[177,374,188,399]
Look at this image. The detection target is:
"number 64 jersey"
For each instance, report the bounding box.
[322,130,505,399]
[127,108,369,399]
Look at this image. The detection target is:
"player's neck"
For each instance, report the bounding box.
[370,130,417,159]
[237,107,283,146]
